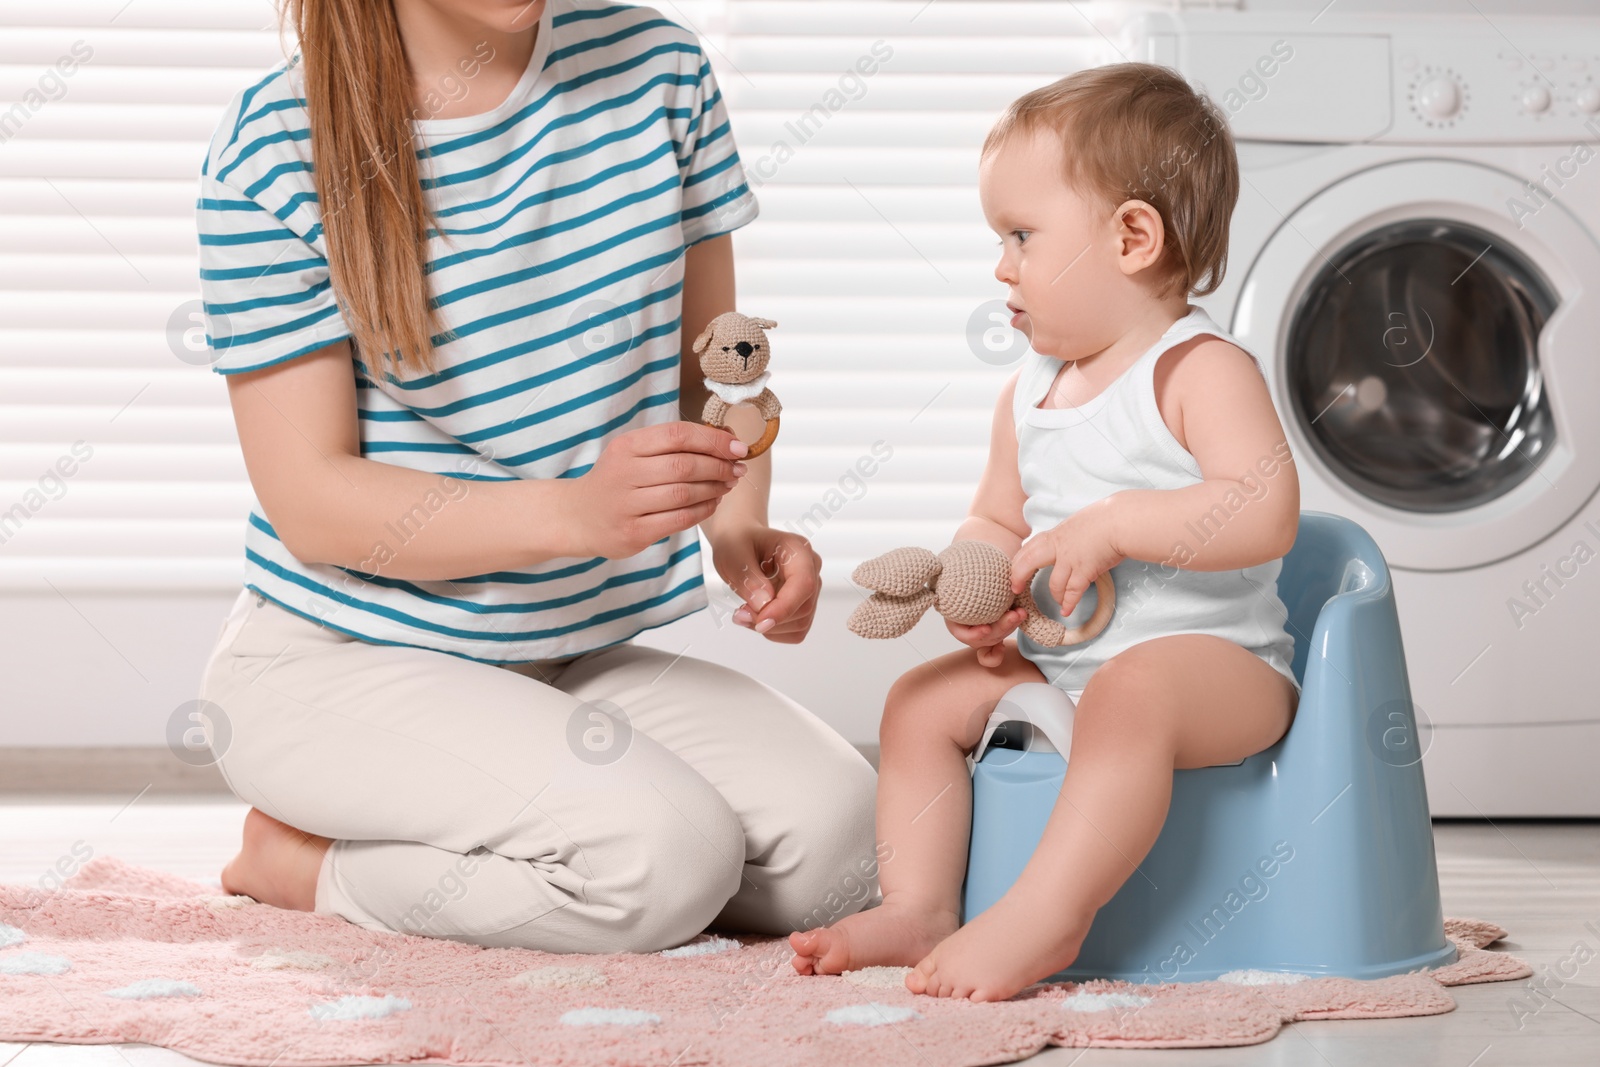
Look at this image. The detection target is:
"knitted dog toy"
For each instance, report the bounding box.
[693,311,781,458]
[846,539,1116,645]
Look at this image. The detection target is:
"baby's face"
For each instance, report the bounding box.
[978,129,1129,362]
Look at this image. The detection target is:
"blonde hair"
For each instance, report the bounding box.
[982,62,1239,298]
[280,0,456,378]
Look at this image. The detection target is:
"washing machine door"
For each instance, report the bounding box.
[1232,159,1600,571]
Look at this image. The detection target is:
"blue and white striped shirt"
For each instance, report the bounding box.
[196,0,757,663]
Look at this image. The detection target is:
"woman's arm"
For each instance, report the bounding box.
[225,338,743,580]
[225,340,585,578]
[678,233,823,641]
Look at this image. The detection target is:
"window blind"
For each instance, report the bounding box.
[0,0,1116,593]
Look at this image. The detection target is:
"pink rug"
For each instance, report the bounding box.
[0,857,1529,1065]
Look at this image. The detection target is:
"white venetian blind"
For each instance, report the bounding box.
[0,0,285,591]
[710,1,1116,579]
[0,0,1119,593]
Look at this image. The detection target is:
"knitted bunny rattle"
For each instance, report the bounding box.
[693,311,781,458]
[846,539,1116,645]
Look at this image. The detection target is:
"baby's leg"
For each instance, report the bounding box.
[788,641,1045,975]
[908,633,1298,1001]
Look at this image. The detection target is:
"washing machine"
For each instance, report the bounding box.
[1127,5,1600,815]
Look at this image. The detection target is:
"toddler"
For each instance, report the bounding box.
[790,63,1303,1001]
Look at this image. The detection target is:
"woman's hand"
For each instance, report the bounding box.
[570,422,749,559]
[709,522,821,643]
[1010,495,1127,618]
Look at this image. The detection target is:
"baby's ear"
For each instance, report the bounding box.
[847,590,935,639]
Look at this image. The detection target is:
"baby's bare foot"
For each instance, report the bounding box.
[220,807,331,912]
[788,897,959,976]
[906,890,1093,1002]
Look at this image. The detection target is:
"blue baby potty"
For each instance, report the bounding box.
[961,511,1457,983]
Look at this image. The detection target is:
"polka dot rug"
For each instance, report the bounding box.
[0,857,1530,1065]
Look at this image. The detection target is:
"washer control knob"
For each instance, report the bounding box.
[1578,86,1600,113]
[1522,85,1553,113]
[1417,76,1463,120]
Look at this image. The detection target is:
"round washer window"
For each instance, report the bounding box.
[1287,218,1557,513]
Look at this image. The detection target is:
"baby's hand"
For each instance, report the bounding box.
[1010,497,1127,618]
[947,608,1027,669]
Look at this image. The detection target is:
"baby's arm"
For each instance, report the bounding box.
[956,370,1032,551]
[1109,336,1300,570]
[1008,336,1299,619]
[949,372,1033,666]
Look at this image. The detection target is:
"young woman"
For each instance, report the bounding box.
[194,0,877,954]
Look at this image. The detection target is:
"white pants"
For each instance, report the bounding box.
[198,588,879,953]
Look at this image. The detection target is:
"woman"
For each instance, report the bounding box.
[195,0,877,953]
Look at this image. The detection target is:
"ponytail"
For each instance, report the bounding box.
[279,0,453,378]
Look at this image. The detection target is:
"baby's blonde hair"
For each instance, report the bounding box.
[982,62,1239,298]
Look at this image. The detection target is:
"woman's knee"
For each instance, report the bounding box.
[483,816,746,954]
[469,754,748,953]
[743,752,880,934]
[787,819,881,933]
[593,774,747,952]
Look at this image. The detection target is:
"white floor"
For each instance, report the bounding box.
[1,800,1596,1066]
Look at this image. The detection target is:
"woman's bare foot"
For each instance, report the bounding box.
[220,807,331,911]
[905,884,1094,1002]
[788,896,959,976]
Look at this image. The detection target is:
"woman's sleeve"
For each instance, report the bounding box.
[676,46,759,248]
[195,169,353,376]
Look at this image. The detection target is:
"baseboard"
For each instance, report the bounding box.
[22,736,1600,815]
[0,744,881,796]
[1,588,920,751]
[1422,722,1600,817]
[0,747,229,796]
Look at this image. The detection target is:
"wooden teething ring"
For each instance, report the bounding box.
[705,410,780,459]
[1055,572,1117,645]
[743,416,780,459]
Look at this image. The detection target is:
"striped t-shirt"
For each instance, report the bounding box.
[195,0,758,663]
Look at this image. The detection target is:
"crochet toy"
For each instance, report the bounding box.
[693,311,781,458]
[846,539,1116,645]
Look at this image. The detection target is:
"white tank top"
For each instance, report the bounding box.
[1009,305,1299,694]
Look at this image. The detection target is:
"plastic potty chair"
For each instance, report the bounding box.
[961,511,1457,983]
